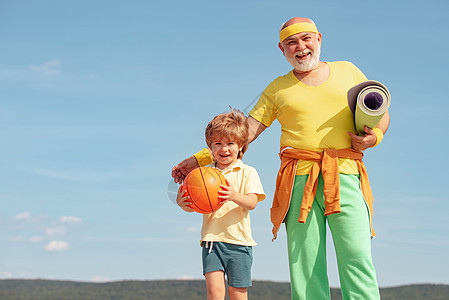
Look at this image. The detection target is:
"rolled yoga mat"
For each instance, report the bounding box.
[347,80,391,134]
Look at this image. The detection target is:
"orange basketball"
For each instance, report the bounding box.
[182,167,227,214]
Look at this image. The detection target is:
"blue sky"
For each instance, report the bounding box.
[1,0,448,287]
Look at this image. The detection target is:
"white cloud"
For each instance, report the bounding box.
[12,212,49,228]
[0,60,63,81]
[29,236,47,243]
[60,216,82,224]
[29,60,62,77]
[15,212,31,221]
[45,226,66,237]
[9,212,82,247]
[44,240,70,252]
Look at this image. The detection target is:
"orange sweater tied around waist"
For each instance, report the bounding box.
[271,147,375,240]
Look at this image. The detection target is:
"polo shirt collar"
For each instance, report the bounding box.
[210,159,243,174]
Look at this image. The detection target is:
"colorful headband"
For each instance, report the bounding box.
[279,22,319,42]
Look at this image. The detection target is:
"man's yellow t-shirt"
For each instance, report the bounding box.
[249,61,367,175]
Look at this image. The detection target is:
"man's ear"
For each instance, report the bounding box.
[278,42,285,55]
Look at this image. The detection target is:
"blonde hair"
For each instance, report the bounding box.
[205,109,249,159]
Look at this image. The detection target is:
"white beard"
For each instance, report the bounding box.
[286,45,321,72]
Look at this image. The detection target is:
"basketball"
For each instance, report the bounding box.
[182,167,227,214]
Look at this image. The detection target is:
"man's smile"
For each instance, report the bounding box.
[295,51,311,60]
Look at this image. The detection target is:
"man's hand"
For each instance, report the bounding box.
[171,156,199,184]
[347,126,378,152]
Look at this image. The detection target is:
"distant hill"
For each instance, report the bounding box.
[0,279,448,300]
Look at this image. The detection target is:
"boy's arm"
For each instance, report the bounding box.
[218,184,258,211]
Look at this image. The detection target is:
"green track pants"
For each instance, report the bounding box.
[285,174,380,300]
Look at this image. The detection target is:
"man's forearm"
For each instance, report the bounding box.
[376,110,390,134]
[248,116,267,144]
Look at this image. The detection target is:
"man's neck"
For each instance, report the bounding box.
[293,61,329,87]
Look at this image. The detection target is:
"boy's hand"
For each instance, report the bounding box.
[218,182,258,210]
[218,182,237,204]
[177,186,194,212]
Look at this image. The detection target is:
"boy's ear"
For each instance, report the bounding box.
[208,147,216,161]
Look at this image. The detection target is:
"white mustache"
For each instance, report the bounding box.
[295,50,312,57]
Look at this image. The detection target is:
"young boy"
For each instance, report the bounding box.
[177,109,265,300]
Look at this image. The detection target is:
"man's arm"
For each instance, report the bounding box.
[248,116,267,143]
[348,110,390,151]
[171,155,200,184]
[376,110,390,134]
[171,116,267,183]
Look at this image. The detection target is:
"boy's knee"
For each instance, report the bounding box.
[206,280,226,299]
[228,286,248,300]
[207,285,226,299]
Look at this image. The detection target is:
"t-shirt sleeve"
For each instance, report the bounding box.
[193,148,214,167]
[243,166,266,202]
[349,62,368,84]
[249,84,277,128]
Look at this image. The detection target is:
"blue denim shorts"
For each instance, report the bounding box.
[202,241,253,288]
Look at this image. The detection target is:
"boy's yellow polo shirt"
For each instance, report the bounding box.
[200,160,265,246]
